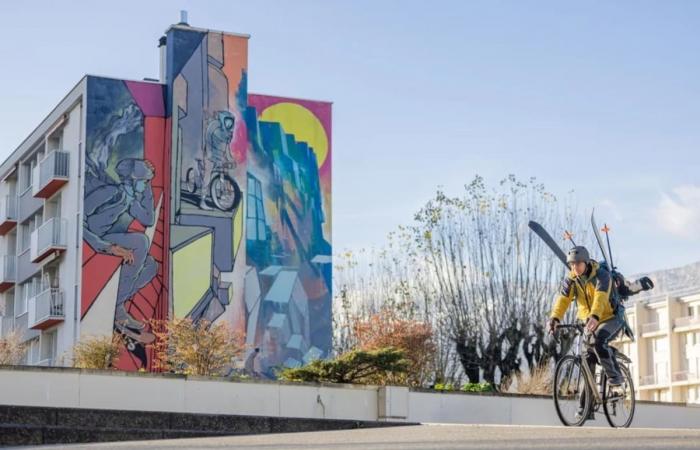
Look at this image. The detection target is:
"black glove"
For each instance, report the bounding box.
[639,276,654,291]
[547,318,560,335]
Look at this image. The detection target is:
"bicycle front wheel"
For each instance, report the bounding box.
[603,364,635,428]
[210,174,242,212]
[553,355,592,426]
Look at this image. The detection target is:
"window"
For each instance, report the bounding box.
[246,174,267,242]
[41,330,57,364]
[20,213,42,252]
[16,275,41,316]
[20,162,31,192]
[27,338,40,365]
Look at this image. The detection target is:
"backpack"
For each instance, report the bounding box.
[598,261,635,340]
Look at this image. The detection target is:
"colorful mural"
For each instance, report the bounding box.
[80,26,332,375]
[81,76,169,370]
[166,26,249,341]
[244,95,332,375]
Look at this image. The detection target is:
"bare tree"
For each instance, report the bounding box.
[333,174,588,388]
[409,175,584,385]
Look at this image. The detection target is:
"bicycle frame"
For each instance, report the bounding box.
[559,324,606,405]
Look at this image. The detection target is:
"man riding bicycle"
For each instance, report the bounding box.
[547,245,625,417]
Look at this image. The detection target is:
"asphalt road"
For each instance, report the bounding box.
[24,424,700,450]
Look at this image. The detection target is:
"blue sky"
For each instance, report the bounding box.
[1,1,699,275]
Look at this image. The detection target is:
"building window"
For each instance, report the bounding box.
[246,174,266,241]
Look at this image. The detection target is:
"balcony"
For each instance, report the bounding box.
[640,373,669,386]
[0,315,14,337]
[30,218,67,263]
[32,150,69,199]
[641,322,666,335]
[0,255,16,293]
[28,287,64,330]
[674,316,700,330]
[0,195,17,235]
[672,371,700,383]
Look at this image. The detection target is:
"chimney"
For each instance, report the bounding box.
[179,10,189,26]
[158,36,167,83]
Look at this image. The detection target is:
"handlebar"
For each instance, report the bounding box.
[554,322,595,346]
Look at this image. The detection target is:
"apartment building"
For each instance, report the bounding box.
[615,288,700,404]
[0,18,333,374]
[0,92,82,366]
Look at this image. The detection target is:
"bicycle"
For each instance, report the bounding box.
[185,158,242,212]
[552,323,636,428]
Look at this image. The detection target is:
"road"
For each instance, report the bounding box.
[24,424,700,450]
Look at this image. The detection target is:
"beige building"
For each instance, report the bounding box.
[614,288,700,404]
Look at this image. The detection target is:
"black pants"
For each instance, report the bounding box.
[586,318,624,385]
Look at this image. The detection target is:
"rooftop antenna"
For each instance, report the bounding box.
[179,10,189,26]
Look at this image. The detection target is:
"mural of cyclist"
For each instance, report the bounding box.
[199,110,236,210]
[83,158,158,331]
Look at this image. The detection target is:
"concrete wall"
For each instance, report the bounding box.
[1,366,699,429]
[409,390,700,429]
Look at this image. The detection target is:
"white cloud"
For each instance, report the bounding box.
[655,185,700,239]
[597,199,624,222]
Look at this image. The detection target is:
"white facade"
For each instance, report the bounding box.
[0,79,87,366]
[615,289,700,404]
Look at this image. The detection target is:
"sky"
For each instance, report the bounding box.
[0,1,699,275]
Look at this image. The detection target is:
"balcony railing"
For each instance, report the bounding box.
[0,315,14,337]
[28,287,64,330]
[32,150,69,199]
[0,195,18,235]
[674,316,700,329]
[641,322,665,334]
[640,374,657,386]
[30,218,67,263]
[0,255,16,292]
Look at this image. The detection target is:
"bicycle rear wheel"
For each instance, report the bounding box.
[603,364,635,428]
[553,355,592,426]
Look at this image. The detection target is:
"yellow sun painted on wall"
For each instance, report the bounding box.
[259,102,329,168]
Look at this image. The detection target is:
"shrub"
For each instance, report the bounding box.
[0,329,27,365]
[72,334,121,369]
[278,347,410,385]
[352,308,436,386]
[499,363,552,395]
[461,382,494,393]
[151,318,245,376]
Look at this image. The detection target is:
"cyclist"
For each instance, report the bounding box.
[199,110,236,210]
[547,246,625,418]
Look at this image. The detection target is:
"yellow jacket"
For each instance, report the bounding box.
[550,260,615,323]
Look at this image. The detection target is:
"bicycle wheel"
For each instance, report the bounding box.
[210,174,242,212]
[603,364,635,428]
[185,167,198,194]
[553,355,592,426]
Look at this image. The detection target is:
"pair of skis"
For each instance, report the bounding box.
[528,209,613,271]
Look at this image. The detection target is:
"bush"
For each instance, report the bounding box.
[0,329,27,365]
[278,347,410,385]
[72,334,121,369]
[151,318,245,376]
[352,308,436,386]
[434,382,493,392]
[461,382,494,393]
[499,363,552,395]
